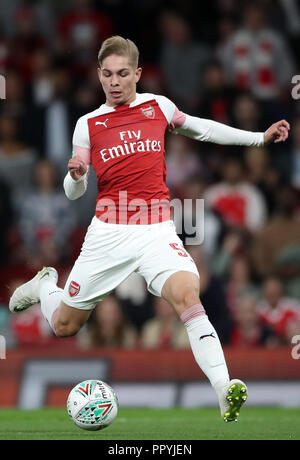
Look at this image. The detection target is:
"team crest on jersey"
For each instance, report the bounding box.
[69,281,80,297]
[140,105,155,119]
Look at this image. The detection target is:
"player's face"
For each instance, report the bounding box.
[98,54,142,107]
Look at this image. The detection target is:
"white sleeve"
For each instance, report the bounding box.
[155,94,264,146]
[174,114,265,147]
[63,116,91,200]
[72,115,91,150]
[154,95,177,124]
[63,167,89,201]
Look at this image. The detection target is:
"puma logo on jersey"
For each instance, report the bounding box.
[199,332,216,340]
[95,118,109,128]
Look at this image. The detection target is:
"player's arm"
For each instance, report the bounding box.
[172,111,290,146]
[63,154,89,200]
[63,117,91,200]
[156,95,289,146]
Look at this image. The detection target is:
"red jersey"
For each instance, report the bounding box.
[257,297,300,337]
[70,92,264,225]
[72,93,179,224]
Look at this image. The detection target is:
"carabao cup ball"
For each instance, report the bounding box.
[67,380,119,431]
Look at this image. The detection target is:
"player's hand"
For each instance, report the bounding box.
[68,156,87,181]
[264,120,290,145]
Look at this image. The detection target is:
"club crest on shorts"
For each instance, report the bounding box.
[140,105,155,119]
[69,281,80,297]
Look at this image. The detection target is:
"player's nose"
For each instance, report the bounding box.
[110,75,120,86]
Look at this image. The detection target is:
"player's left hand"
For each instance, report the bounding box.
[264,120,290,145]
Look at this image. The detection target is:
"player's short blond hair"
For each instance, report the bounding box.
[98,36,139,69]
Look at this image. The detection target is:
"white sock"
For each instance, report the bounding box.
[39,279,63,334]
[181,304,230,390]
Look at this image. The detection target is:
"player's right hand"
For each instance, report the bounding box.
[68,155,87,181]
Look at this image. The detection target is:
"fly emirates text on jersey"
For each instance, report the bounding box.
[99,129,162,163]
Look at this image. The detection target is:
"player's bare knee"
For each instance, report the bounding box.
[179,285,200,310]
[54,320,80,338]
[163,273,200,312]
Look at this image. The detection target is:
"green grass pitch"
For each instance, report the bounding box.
[0,407,299,440]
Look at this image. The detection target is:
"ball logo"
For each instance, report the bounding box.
[76,382,91,396]
[69,281,80,297]
[94,403,113,417]
[141,105,155,119]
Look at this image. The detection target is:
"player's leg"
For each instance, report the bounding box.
[161,270,248,422]
[37,268,94,337]
[9,266,92,337]
[10,218,141,339]
[161,270,230,387]
[137,220,247,422]
[52,302,92,337]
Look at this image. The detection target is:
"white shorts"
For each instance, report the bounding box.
[62,217,199,310]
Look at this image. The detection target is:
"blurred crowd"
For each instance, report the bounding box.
[1,0,300,351]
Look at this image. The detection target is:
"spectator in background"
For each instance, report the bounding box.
[3,69,44,158]
[80,294,137,349]
[201,60,236,125]
[274,245,300,302]
[0,31,10,75]
[0,178,13,266]
[8,278,52,346]
[44,66,74,177]
[257,277,300,343]
[141,296,190,349]
[0,0,21,38]
[10,6,46,83]
[165,133,203,197]
[244,146,282,215]
[29,48,55,107]
[252,184,300,277]
[137,63,166,96]
[213,228,247,278]
[57,0,113,77]
[278,0,300,58]
[231,93,264,132]
[215,13,237,64]
[186,244,232,344]
[72,82,100,116]
[220,2,294,102]
[11,303,52,346]
[213,229,258,316]
[2,70,27,120]
[287,117,300,189]
[159,9,210,113]
[0,114,37,198]
[244,146,270,187]
[204,155,267,232]
[16,159,76,267]
[115,272,153,331]
[226,255,259,316]
[230,293,276,347]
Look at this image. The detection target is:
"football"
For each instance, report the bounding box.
[67,380,119,431]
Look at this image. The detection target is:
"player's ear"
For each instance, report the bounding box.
[97,67,102,82]
[135,67,142,84]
